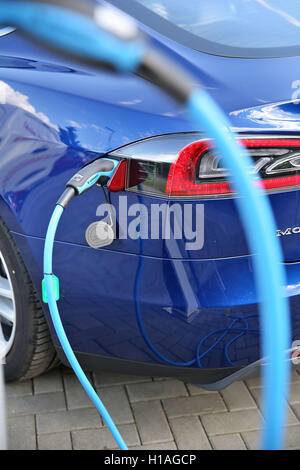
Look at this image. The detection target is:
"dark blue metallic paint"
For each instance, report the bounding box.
[0,13,300,374]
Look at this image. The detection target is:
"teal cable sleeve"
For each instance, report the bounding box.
[188,89,291,450]
[43,204,128,451]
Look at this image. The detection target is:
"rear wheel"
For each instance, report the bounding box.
[0,218,59,381]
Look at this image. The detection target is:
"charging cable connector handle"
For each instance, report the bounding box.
[66,158,119,196]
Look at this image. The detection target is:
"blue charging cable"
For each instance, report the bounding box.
[1,0,291,450]
[189,91,291,450]
[43,159,128,450]
[44,205,128,450]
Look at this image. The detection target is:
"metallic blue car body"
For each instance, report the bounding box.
[1,7,300,385]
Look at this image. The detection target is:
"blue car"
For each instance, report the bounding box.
[1,0,300,388]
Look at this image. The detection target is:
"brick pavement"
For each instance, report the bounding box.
[5,366,300,450]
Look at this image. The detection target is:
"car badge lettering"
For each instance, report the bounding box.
[277,227,300,236]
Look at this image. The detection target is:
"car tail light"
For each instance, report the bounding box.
[107,134,300,197]
[107,159,127,192]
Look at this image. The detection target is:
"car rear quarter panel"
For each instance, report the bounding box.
[1,32,300,371]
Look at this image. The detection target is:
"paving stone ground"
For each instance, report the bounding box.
[5,366,300,450]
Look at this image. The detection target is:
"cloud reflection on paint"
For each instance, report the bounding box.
[0,80,59,131]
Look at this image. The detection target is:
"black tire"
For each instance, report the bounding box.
[0,217,59,382]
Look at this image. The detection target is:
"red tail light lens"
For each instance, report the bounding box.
[107,159,127,192]
[108,135,300,197]
[167,137,300,196]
